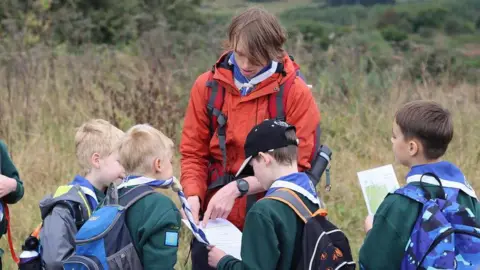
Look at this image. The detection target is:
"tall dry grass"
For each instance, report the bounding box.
[0,33,479,270]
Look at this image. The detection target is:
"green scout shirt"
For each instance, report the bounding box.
[0,140,24,236]
[218,190,318,270]
[93,187,105,210]
[359,183,480,270]
[120,187,181,270]
[0,140,24,204]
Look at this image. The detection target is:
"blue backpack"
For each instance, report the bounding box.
[394,173,480,270]
[62,185,155,270]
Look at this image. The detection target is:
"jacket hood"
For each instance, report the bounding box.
[39,185,87,220]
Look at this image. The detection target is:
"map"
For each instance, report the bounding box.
[357,164,400,215]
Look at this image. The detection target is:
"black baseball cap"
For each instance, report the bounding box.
[236,119,299,177]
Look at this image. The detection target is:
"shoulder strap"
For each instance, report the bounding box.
[206,72,228,171]
[118,185,156,210]
[268,74,295,122]
[50,185,92,228]
[265,188,313,223]
[394,184,429,204]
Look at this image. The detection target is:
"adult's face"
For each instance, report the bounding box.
[233,38,269,79]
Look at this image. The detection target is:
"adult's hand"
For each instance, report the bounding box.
[202,181,239,227]
[185,196,201,224]
[0,175,17,198]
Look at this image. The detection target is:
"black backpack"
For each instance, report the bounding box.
[265,188,356,270]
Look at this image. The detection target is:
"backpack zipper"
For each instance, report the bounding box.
[417,228,480,268]
[65,256,101,270]
[76,210,124,244]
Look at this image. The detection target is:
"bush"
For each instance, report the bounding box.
[444,18,476,35]
[380,26,408,43]
[327,0,395,7]
[411,7,448,33]
[281,5,369,26]
[376,8,412,33]
[1,0,206,45]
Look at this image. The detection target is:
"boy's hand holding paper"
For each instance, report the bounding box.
[182,218,242,260]
[357,164,400,215]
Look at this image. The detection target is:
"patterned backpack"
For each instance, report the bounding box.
[394,173,480,269]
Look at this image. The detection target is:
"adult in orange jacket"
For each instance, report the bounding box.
[180,7,321,269]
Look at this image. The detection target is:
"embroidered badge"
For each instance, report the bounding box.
[165,231,179,247]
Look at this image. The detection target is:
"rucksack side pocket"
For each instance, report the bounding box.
[63,255,103,270]
[106,242,142,270]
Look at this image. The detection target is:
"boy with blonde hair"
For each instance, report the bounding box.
[39,119,125,270]
[107,124,184,269]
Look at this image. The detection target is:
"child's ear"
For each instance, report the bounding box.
[258,152,271,166]
[91,153,101,169]
[408,140,419,157]
[153,158,162,173]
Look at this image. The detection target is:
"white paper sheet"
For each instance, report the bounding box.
[182,218,242,260]
[357,164,400,215]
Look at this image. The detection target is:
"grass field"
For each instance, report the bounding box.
[0,0,479,269]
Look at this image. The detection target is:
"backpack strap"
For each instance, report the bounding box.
[395,173,449,204]
[118,185,156,209]
[394,184,429,204]
[206,72,228,171]
[48,185,92,230]
[54,200,86,230]
[268,72,295,122]
[265,188,314,223]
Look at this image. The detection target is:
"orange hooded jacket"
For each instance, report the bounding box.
[180,52,321,230]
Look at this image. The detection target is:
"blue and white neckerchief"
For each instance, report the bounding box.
[70,175,99,210]
[266,172,321,206]
[118,175,210,245]
[229,53,278,96]
[406,161,477,199]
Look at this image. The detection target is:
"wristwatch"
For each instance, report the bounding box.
[236,178,249,198]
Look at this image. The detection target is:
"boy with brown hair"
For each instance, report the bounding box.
[207,120,355,270]
[359,100,480,269]
[181,7,321,269]
[40,119,125,270]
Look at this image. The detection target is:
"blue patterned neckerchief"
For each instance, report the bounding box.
[229,53,278,96]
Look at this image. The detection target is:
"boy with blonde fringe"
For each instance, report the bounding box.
[40,119,125,270]
[113,124,186,269]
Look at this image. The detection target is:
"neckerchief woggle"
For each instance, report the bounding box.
[266,172,321,206]
[118,175,210,245]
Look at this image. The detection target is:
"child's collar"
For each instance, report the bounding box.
[117,175,175,189]
[267,172,320,206]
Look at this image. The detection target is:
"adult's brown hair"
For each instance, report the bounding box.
[225,7,287,65]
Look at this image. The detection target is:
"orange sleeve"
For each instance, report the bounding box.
[285,78,321,172]
[180,73,211,203]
